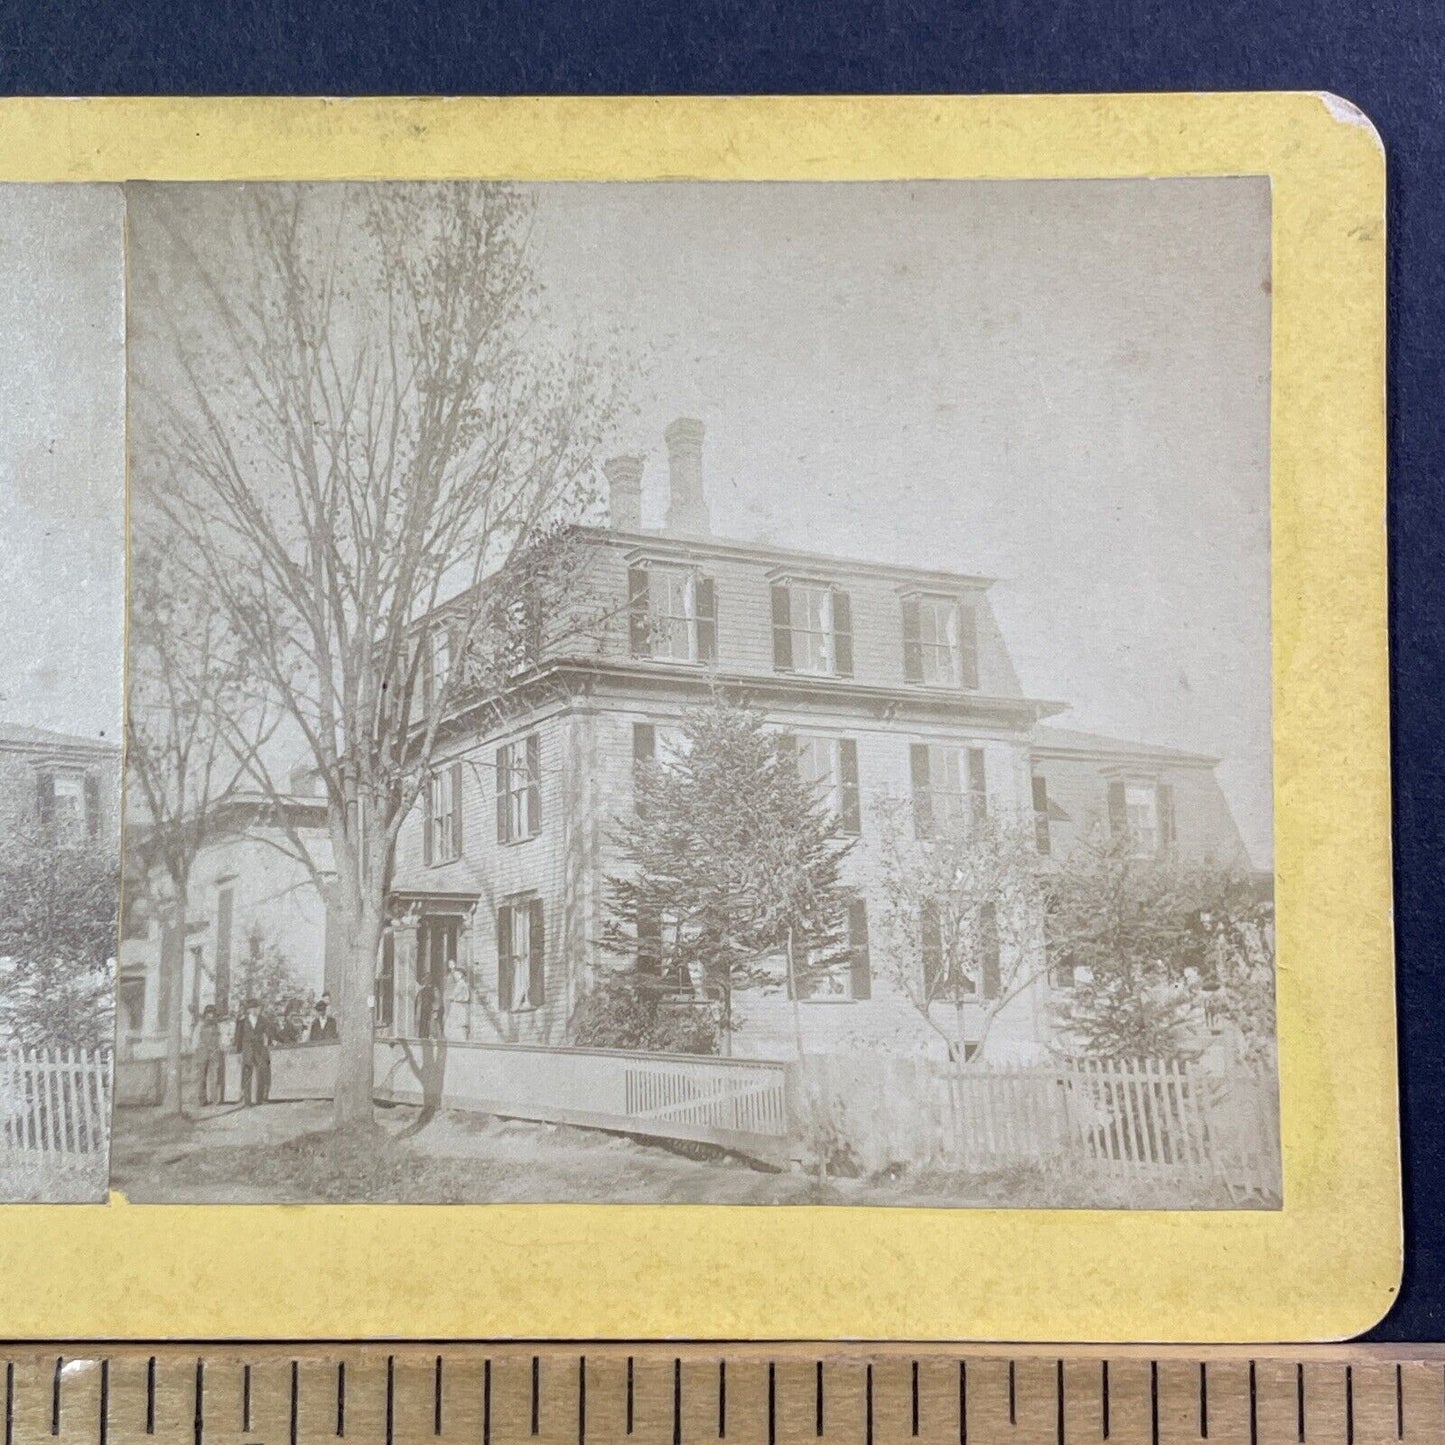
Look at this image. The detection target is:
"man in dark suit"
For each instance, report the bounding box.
[234,997,273,1105]
[308,995,339,1042]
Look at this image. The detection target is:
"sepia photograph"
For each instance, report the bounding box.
[0,185,123,1202]
[109,176,1280,1208]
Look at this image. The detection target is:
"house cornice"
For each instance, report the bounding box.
[592,526,996,592]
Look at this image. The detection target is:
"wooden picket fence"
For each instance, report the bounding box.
[0,1045,112,1162]
[800,1053,1280,1204]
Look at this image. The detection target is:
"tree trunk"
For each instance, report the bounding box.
[332,902,382,1128]
[160,893,189,1114]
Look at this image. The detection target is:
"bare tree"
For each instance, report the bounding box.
[875,798,1049,1062]
[128,182,623,1127]
[124,529,267,1113]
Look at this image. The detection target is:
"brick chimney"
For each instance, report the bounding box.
[664,418,711,536]
[603,455,644,532]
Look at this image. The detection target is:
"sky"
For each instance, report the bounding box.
[528,178,1274,868]
[0,185,125,743]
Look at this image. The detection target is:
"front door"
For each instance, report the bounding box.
[416,916,460,1038]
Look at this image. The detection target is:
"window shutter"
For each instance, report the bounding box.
[847,898,872,1000]
[901,596,923,683]
[528,898,546,1007]
[770,583,793,671]
[495,747,510,844]
[633,722,656,765]
[422,632,435,714]
[628,565,651,657]
[967,747,988,827]
[909,743,934,839]
[637,905,663,975]
[838,739,861,834]
[920,900,943,998]
[1157,781,1176,855]
[450,760,464,858]
[36,773,54,831]
[496,905,514,1011]
[832,588,854,676]
[695,575,717,663]
[1107,780,1128,840]
[525,733,542,837]
[423,776,435,865]
[979,903,1001,1000]
[958,602,980,689]
[84,773,101,840]
[523,590,544,665]
[1031,774,1052,855]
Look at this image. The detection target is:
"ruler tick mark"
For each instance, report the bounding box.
[52,1354,62,1436]
[532,1356,540,1436]
[718,1359,726,1439]
[1150,1361,1160,1445]
[242,1364,251,1435]
[959,1360,967,1445]
[146,1357,156,1436]
[290,1359,299,1445]
[6,1360,14,1445]
[675,1358,683,1445]
[626,1357,633,1436]
[1056,1359,1065,1445]
[1296,1362,1305,1442]
[194,1359,205,1445]
[99,1358,110,1445]
[1248,1361,1258,1445]
[865,1364,874,1445]
[1008,1361,1016,1426]
[482,1360,491,1445]
[385,1356,395,1445]
[1201,1361,1209,1439]
[1101,1361,1110,1440]
[578,1357,586,1445]
[766,1363,774,1445]
[1395,1363,1403,1438]
[434,1356,443,1436]
[815,1360,823,1438]
[336,1362,345,1438]
[1345,1365,1354,1445]
[911,1360,919,1437]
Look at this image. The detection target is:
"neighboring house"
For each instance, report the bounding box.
[0,721,120,850]
[383,419,1253,1064]
[117,783,336,1059]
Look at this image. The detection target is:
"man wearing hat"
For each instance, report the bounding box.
[233,998,274,1106]
[194,1004,226,1107]
[309,994,338,1042]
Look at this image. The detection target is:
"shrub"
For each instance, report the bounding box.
[570,971,719,1055]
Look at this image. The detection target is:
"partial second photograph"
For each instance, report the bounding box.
[111,178,1278,1207]
[0,184,124,1202]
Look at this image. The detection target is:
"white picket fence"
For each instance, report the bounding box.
[801,1052,1280,1202]
[0,1045,112,1162]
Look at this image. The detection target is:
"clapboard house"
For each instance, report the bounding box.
[384,420,1251,1062]
[0,722,120,850]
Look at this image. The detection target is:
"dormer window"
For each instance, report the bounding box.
[1107,777,1177,858]
[902,593,978,689]
[770,579,854,677]
[628,562,716,664]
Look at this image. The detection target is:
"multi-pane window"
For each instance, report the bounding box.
[798,898,872,1000]
[1108,779,1175,858]
[920,899,1000,1001]
[902,594,979,689]
[423,761,463,865]
[497,897,545,1011]
[771,581,854,677]
[909,744,987,839]
[37,770,99,843]
[423,625,451,715]
[628,563,716,663]
[496,734,541,844]
[781,734,861,834]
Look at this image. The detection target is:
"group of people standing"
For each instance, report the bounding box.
[192,994,340,1107]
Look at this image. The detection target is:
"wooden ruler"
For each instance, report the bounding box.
[3,1345,1443,1445]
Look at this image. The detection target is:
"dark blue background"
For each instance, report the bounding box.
[1,0,1439,1342]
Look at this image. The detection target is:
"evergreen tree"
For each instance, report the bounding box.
[601,696,855,1053]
